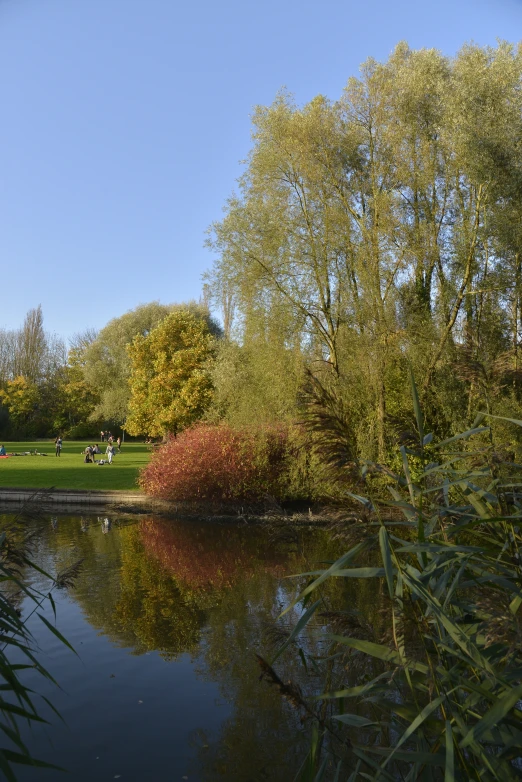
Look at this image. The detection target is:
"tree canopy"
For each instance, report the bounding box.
[125,309,216,437]
[0,301,218,439]
[81,302,173,424]
[207,41,522,459]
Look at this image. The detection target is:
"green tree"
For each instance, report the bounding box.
[54,346,100,435]
[82,302,173,424]
[126,309,217,437]
[208,338,305,427]
[207,41,522,461]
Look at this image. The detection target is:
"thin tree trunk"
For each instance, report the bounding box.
[422,184,486,396]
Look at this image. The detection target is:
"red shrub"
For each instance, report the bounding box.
[139,424,289,502]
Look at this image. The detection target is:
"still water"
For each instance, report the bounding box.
[1,512,339,782]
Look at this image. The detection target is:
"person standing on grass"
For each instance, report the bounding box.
[101,431,105,443]
[116,436,121,452]
[55,436,62,457]
[106,442,114,464]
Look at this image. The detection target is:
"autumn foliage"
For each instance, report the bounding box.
[139,424,291,502]
[125,309,215,438]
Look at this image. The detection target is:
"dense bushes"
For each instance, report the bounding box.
[139,423,302,503]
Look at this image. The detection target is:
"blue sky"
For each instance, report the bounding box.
[0,0,521,340]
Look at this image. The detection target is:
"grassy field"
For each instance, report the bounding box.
[0,441,151,491]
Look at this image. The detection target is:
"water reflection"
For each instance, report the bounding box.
[141,517,286,592]
[1,511,344,781]
[58,518,290,659]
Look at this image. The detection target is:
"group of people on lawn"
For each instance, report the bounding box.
[52,435,121,464]
[0,438,122,463]
[84,437,121,464]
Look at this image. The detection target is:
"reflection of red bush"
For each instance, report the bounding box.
[139,424,289,502]
[139,518,285,591]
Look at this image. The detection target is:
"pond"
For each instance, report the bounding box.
[1,511,350,782]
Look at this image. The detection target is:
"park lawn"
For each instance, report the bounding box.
[0,441,151,491]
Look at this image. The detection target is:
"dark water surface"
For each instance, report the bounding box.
[1,512,334,782]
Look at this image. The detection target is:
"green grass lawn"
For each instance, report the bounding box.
[0,441,151,491]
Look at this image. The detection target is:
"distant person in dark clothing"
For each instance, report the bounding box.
[101,431,105,442]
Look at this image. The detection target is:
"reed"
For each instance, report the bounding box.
[268,373,522,781]
[0,492,80,780]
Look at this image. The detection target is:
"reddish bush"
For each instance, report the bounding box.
[139,424,290,502]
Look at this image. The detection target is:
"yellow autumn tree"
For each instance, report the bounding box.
[125,309,215,438]
[0,376,39,427]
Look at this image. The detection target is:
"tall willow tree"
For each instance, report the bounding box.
[208,41,522,459]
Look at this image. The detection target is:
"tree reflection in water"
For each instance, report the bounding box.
[140,517,287,592]
[137,518,315,779]
[21,513,351,781]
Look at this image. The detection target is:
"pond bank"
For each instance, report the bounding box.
[0,487,333,524]
[0,486,150,506]
[0,487,165,517]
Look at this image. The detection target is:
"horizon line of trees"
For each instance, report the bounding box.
[0,301,221,439]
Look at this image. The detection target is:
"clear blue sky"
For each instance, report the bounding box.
[0,0,521,340]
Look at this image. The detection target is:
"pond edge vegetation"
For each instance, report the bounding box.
[0,492,82,781]
[258,373,522,781]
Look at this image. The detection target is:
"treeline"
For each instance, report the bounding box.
[0,301,219,439]
[0,306,88,437]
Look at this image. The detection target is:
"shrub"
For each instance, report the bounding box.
[64,421,103,439]
[139,423,294,502]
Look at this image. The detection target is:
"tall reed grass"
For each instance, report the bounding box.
[0,493,79,780]
[265,373,522,781]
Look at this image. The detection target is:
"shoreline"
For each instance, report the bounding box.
[0,486,149,505]
[0,487,333,525]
